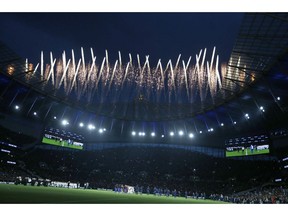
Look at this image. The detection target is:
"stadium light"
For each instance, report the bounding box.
[189,133,194,138]
[233,121,237,125]
[103,128,106,131]
[210,128,214,132]
[208,129,211,132]
[161,134,165,138]
[178,130,184,136]
[220,123,224,126]
[151,132,155,137]
[15,105,19,110]
[87,124,95,130]
[139,132,145,136]
[132,131,136,136]
[79,122,84,127]
[33,112,37,116]
[259,106,265,112]
[245,113,250,120]
[199,131,202,134]
[169,132,174,136]
[99,128,103,133]
[62,119,69,126]
[277,97,281,101]
[53,116,57,120]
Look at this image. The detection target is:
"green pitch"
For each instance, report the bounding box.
[0,184,228,204]
[225,148,269,157]
[42,137,83,150]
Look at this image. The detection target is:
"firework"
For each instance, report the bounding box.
[28,47,226,107]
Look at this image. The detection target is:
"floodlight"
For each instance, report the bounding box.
[88,124,95,130]
[189,133,194,138]
[62,119,69,126]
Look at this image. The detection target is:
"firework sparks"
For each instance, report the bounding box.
[29,47,226,108]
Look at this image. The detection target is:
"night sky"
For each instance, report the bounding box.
[0,13,244,66]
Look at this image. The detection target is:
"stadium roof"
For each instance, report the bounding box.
[0,12,288,142]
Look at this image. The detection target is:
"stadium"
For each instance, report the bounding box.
[0,12,288,206]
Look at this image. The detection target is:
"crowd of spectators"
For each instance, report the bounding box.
[0,163,31,183]
[2,143,288,203]
[16,146,284,198]
[228,185,288,204]
[0,125,36,146]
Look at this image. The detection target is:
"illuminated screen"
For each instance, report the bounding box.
[225,134,270,157]
[42,128,84,150]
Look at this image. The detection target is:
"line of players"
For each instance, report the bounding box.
[114,184,206,199]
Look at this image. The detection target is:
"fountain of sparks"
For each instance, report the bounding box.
[24,47,227,120]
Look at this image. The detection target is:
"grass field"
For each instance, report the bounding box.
[42,137,83,150]
[225,148,269,157]
[0,184,228,204]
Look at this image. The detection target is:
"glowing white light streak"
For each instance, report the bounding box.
[30,47,226,106]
